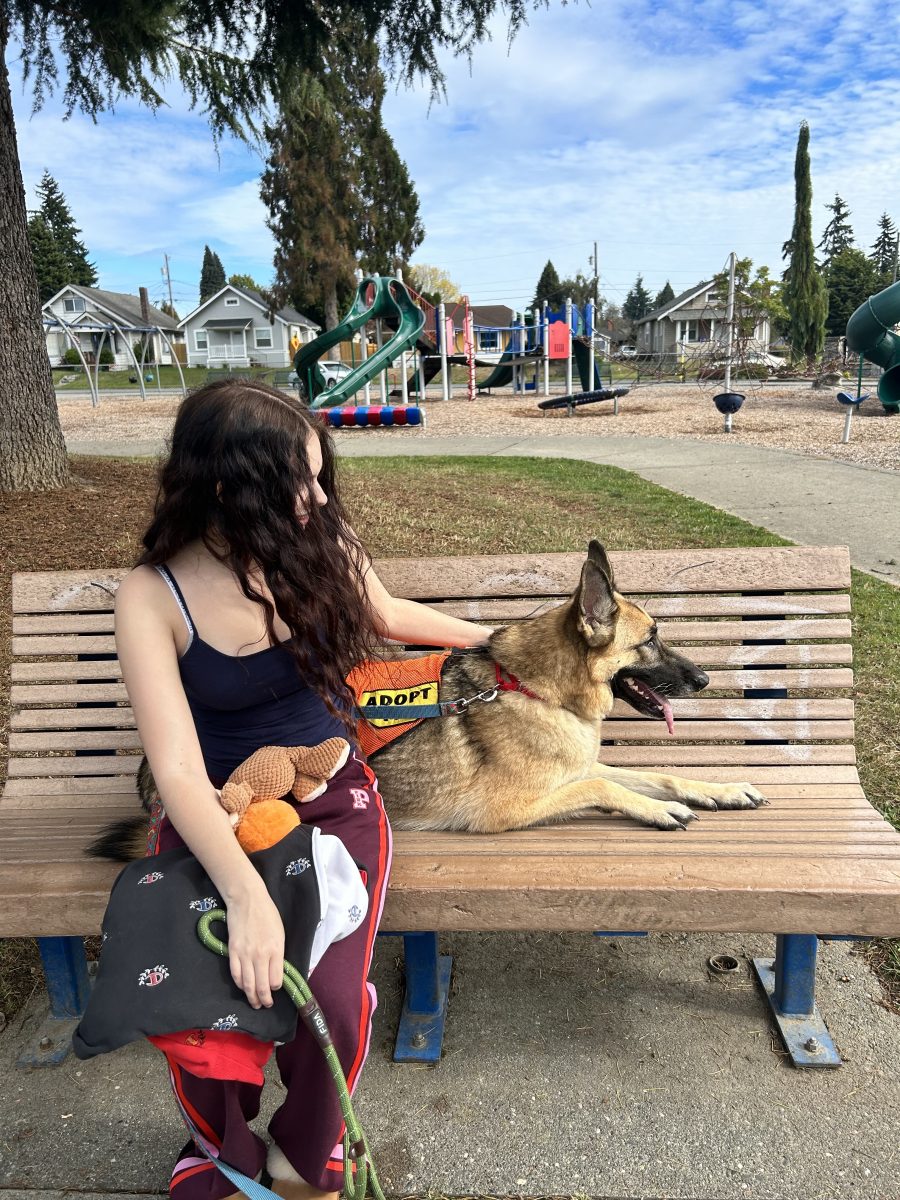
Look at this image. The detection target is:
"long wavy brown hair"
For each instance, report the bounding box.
[138,379,380,728]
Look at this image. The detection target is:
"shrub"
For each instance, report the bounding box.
[61,348,82,366]
[98,347,114,365]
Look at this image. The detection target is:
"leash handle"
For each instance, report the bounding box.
[195,911,386,1200]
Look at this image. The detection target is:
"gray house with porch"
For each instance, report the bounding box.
[42,285,180,368]
[178,285,319,369]
[636,280,771,356]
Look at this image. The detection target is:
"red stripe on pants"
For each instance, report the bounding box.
[156,752,392,1197]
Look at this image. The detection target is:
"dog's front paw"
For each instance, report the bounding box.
[700,782,768,810]
[643,800,699,831]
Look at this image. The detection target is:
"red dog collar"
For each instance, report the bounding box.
[494,662,543,701]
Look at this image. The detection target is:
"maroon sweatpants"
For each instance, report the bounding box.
[149,751,392,1197]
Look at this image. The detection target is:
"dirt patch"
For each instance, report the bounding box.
[57,383,900,471]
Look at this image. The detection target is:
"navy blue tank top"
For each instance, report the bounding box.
[156,565,348,781]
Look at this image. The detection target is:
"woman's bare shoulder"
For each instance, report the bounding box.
[115,565,171,620]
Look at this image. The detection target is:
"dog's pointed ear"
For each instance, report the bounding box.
[576,558,618,647]
[587,539,615,587]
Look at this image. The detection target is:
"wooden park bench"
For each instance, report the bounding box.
[3,546,900,1070]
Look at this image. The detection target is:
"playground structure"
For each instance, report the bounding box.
[43,312,187,407]
[292,274,618,415]
[845,277,900,415]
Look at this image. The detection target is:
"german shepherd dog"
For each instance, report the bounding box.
[90,541,765,861]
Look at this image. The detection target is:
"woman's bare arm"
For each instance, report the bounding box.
[115,567,285,1009]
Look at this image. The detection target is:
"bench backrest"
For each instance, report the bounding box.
[7,545,855,802]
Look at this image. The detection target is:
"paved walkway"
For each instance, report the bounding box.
[68,432,900,585]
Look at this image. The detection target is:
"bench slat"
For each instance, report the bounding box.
[8,687,857,721]
[430,594,853,620]
[9,705,856,743]
[11,548,852,614]
[7,755,143,778]
[598,744,857,766]
[10,658,854,691]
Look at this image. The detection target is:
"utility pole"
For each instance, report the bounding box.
[161,254,175,311]
[589,240,599,307]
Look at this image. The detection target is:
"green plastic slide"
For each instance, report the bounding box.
[572,338,605,391]
[294,275,426,409]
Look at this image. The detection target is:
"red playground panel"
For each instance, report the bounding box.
[319,405,425,428]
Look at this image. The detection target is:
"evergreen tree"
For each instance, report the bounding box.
[159,300,180,321]
[817,194,854,269]
[531,260,565,310]
[34,171,96,286]
[2,0,534,491]
[654,280,675,309]
[199,246,226,301]
[262,34,423,331]
[622,274,652,321]
[782,122,828,363]
[869,212,898,279]
[26,212,70,302]
[26,171,96,301]
[825,247,880,337]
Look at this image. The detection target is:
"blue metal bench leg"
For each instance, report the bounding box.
[752,935,841,1068]
[17,936,92,1068]
[394,932,451,1064]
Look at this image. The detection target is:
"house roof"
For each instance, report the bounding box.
[43,285,180,330]
[636,281,715,325]
[470,304,517,329]
[178,284,320,331]
[204,317,252,329]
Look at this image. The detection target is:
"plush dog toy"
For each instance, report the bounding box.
[218,738,351,853]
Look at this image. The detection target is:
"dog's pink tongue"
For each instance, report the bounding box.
[644,683,674,736]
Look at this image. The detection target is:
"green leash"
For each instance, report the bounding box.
[197,910,387,1200]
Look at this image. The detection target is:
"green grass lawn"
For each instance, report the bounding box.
[2,454,898,1016]
[52,364,282,392]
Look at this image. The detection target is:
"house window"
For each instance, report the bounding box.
[64,296,86,313]
[478,329,499,352]
[195,330,208,351]
[224,297,239,307]
[683,320,699,342]
[254,326,273,349]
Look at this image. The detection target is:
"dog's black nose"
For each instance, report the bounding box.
[692,669,710,691]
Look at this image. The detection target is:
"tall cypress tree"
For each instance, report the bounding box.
[199,245,226,301]
[34,171,97,286]
[531,261,565,310]
[817,194,854,269]
[782,122,828,363]
[869,212,898,279]
[262,35,423,331]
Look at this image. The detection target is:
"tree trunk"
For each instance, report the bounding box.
[0,19,70,491]
[324,278,340,332]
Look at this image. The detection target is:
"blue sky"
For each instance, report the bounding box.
[12,0,900,318]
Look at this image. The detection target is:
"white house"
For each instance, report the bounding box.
[42,285,181,368]
[178,285,319,369]
[635,280,771,356]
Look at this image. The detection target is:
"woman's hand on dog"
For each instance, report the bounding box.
[225,884,285,1009]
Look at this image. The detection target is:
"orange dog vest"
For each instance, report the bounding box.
[346,652,451,759]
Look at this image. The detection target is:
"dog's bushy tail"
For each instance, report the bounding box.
[87,755,155,861]
[87,815,150,862]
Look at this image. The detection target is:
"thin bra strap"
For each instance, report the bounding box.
[154,565,196,650]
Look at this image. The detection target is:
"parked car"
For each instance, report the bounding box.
[617,345,637,358]
[320,360,354,387]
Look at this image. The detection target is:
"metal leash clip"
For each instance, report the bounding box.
[444,686,499,715]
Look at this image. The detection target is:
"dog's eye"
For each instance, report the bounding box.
[642,634,657,648]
